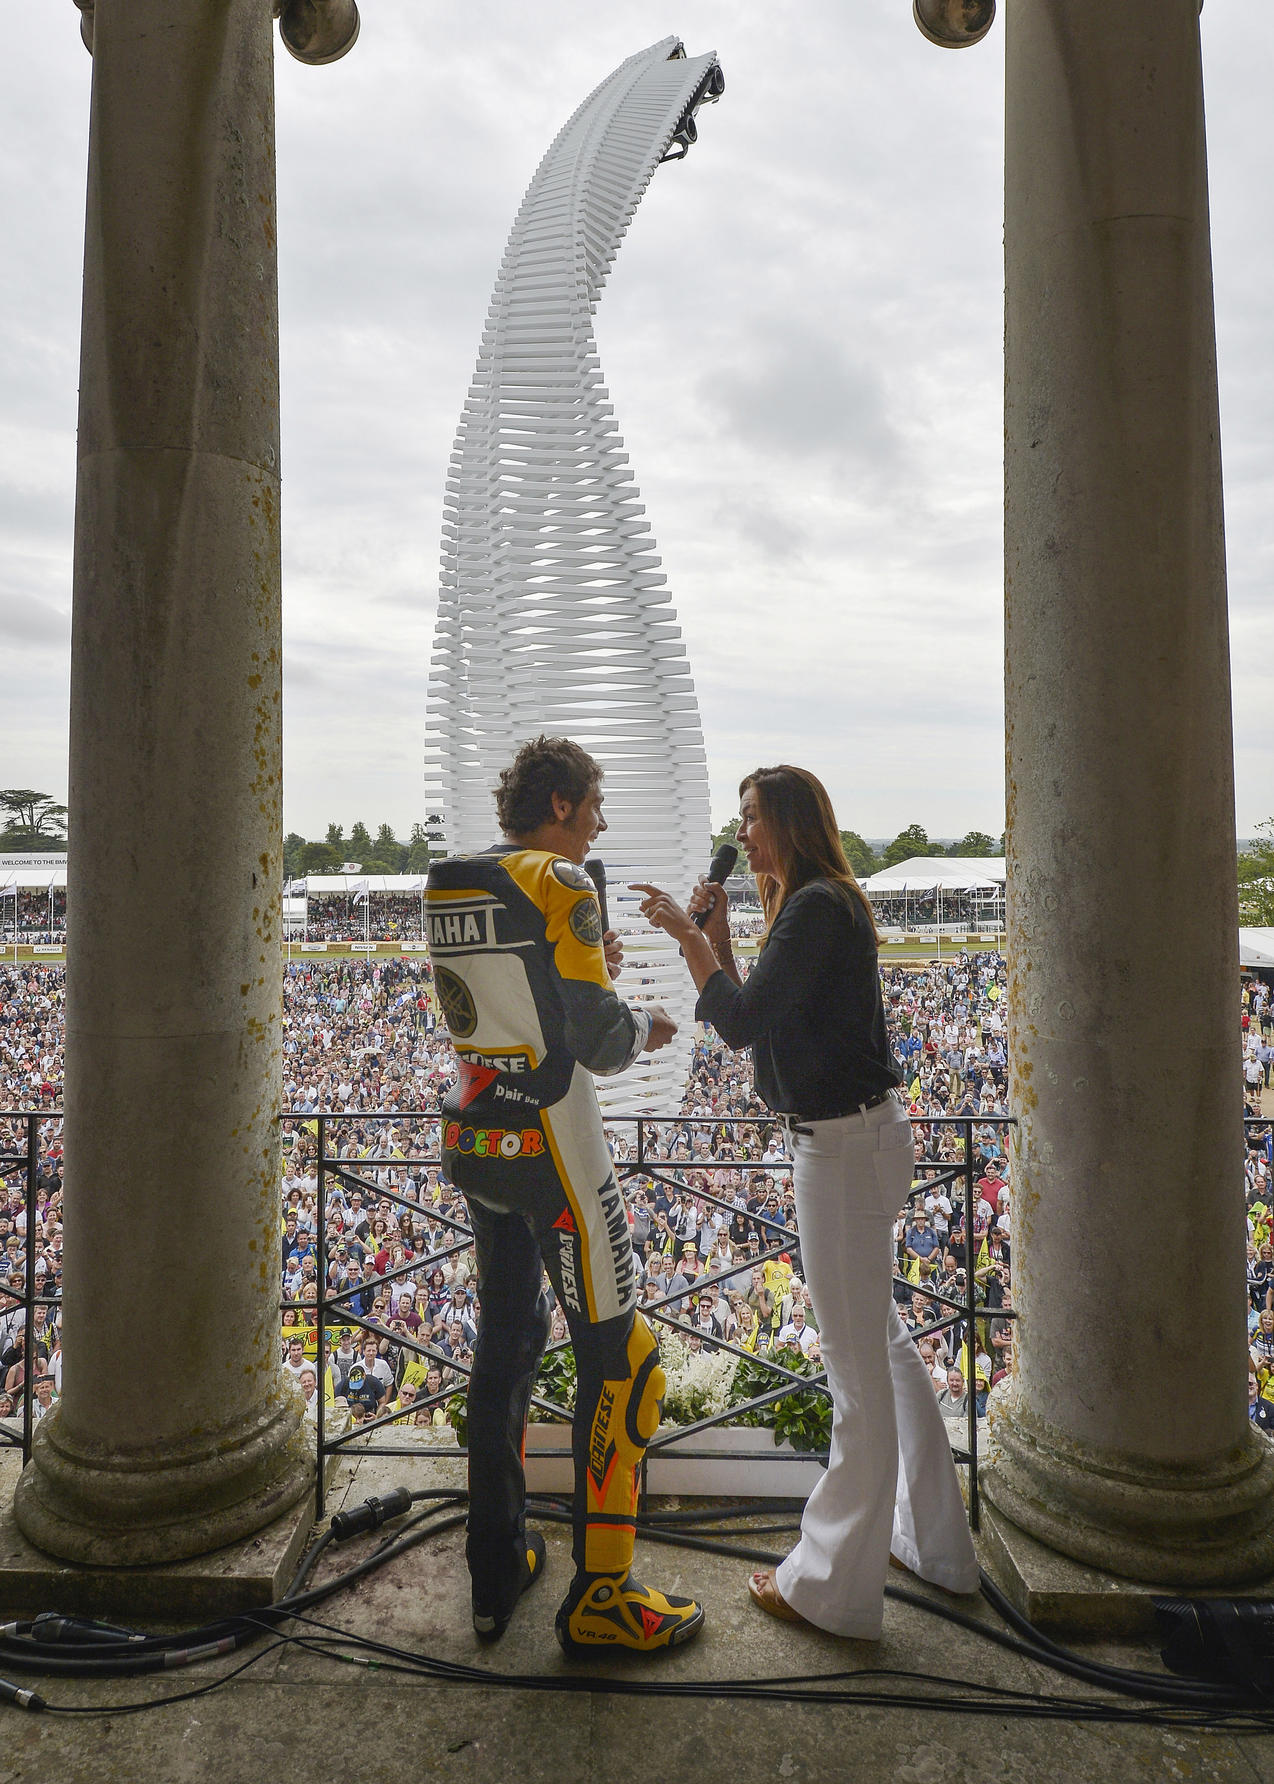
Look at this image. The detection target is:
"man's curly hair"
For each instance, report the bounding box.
[494,736,602,837]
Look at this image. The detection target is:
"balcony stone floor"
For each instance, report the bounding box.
[1,1445,1272,1784]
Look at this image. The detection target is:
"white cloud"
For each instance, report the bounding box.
[2,3,1271,841]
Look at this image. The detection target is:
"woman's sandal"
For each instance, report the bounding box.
[746,1570,810,1626]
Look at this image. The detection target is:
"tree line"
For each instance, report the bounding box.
[7,785,1272,924]
[709,818,1004,879]
[282,820,442,881]
[281,816,1005,884]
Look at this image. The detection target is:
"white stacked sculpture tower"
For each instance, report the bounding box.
[426,37,723,1111]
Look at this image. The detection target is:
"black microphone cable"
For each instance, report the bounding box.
[3,1488,1274,1729]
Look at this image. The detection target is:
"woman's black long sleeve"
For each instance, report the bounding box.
[695,879,900,1120]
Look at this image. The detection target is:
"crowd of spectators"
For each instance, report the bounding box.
[294,893,426,943]
[0,889,66,946]
[0,964,63,1106]
[2,946,1271,1443]
[1243,977,1274,1117]
[1244,979,1274,1425]
[867,891,1003,932]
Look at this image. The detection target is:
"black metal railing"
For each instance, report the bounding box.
[293,1108,1020,1524]
[9,1104,1269,1532]
[0,1111,56,1466]
[0,1105,1020,1521]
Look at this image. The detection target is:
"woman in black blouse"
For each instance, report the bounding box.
[635,765,978,1637]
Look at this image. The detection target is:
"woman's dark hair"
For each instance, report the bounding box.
[494,735,602,836]
[740,764,877,940]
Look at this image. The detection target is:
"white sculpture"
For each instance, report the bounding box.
[426,37,723,1111]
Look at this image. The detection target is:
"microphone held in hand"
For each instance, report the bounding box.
[583,858,610,936]
[693,842,739,928]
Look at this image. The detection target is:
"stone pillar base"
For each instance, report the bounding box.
[13,1391,313,1568]
[976,1496,1274,1639]
[981,1386,1274,1588]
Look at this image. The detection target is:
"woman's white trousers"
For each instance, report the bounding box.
[774,1098,979,1637]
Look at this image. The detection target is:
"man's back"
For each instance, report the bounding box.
[426,846,644,1121]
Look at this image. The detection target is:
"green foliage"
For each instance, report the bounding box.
[373,824,407,871]
[282,832,307,881]
[839,830,878,877]
[0,789,67,846]
[282,818,448,877]
[407,814,448,870]
[950,831,1000,859]
[445,1394,468,1444]
[0,830,65,853]
[726,1348,832,1453]
[286,813,1015,892]
[1239,819,1274,926]
[299,841,342,874]
[451,1340,832,1451]
[532,1345,577,1420]
[881,824,930,869]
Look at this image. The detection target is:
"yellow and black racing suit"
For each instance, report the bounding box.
[426,845,702,1654]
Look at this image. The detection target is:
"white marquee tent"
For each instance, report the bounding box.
[0,866,66,891]
[858,856,1006,943]
[861,857,1006,894]
[294,876,426,895]
[1240,930,1274,970]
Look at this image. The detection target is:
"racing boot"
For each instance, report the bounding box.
[556,1313,705,1655]
[555,1570,704,1657]
[472,1529,546,1642]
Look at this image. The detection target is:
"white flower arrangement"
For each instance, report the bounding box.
[658,1330,740,1426]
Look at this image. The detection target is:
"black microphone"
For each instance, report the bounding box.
[693,842,739,928]
[583,858,610,936]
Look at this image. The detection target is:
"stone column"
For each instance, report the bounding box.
[983,0,1274,1584]
[14,0,311,1564]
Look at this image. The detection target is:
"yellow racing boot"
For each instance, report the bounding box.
[555,1571,705,1658]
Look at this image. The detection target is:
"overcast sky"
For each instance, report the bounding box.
[2,4,1271,844]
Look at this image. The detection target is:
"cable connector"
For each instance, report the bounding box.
[330,1486,413,1542]
[30,1613,144,1645]
[0,1678,45,1712]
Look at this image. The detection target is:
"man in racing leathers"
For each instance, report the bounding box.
[426,736,704,1657]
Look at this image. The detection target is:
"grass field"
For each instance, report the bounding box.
[3,934,1004,968]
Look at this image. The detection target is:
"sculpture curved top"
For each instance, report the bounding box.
[426,38,723,1111]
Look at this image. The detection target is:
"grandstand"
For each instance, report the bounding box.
[862,857,1007,945]
[285,874,428,946]
[0,864,67,950]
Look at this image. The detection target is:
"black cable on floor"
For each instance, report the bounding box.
[1,1485,1270,1728]
[227,1605,1274,1733]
